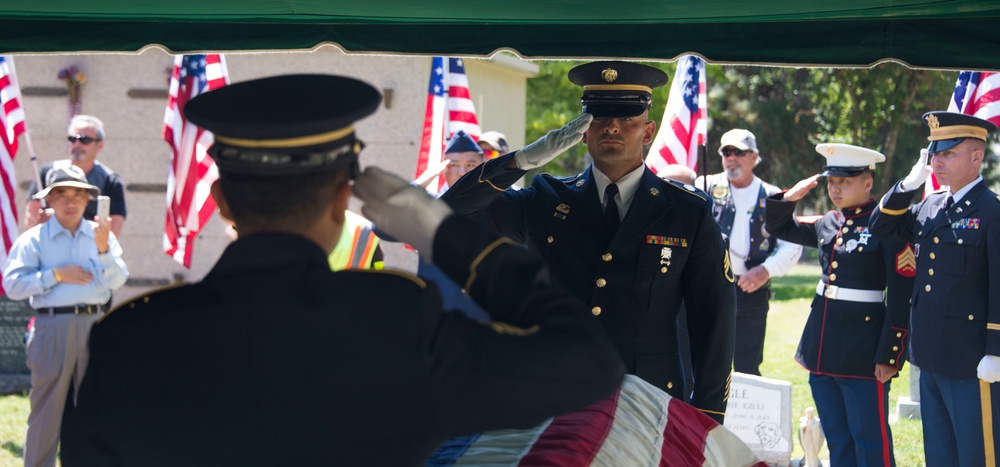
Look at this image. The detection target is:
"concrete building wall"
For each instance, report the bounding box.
[8,48,537,304]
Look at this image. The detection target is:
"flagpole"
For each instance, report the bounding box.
[699,144,707,192]
[6,57,46,208]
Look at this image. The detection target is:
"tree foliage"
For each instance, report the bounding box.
[526,60,991,214]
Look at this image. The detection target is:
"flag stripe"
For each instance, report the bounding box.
[163,54,229,268]
[0,56,24,294]
[928,70,1000,197]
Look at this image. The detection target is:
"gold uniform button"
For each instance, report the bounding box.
[958,239,964,245]
[846,219,854,226]
[969,315,975,321]
[889,359,896,365]
[837,238,844,245]
[929,269,934,276]
[830,274,837,282]
[930,252,936,259]
[933,237,940,244]
[925,284,932,292]
[893,346,899,351]
[842,227,850,234]
[897,332,903,338]
[591,307,602,316]
[832,261,839,269]
[661,266,668,273]
[865,316,871,322]
[602,253,613,261]
[667,382,673,389]
[596,278,607,288]
[547,236,554,244]
[858,246,864,252]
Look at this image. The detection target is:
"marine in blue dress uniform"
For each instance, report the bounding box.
[767,143,913,466]
[870,111,1000,467]
[59,75,625,466]
[442,61,736,422]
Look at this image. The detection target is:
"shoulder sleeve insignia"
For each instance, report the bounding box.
[896,244,916,277]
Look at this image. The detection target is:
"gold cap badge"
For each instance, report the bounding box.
[926,114,940,129]
[601,68,618,83]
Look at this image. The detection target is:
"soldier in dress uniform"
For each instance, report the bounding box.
[869,111,1000,467]
[766,143,913,466]
[59,74,625,466]
[441,61,736,423]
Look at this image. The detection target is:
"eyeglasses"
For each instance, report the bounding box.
[67,135,100,145]
[721,147,752,157]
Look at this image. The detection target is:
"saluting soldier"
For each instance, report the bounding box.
[59,74,625,466]
[766,143,913,467]
[869,111,1000,467]
[441,61,736,422]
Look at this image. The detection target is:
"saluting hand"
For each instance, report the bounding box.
[513,113,593,170]
[783,174,821,203]
[900,148,932,192]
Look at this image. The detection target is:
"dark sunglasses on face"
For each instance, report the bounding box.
[721,147,751,157]
[67,135,100,144]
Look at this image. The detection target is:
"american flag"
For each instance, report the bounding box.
[413,57,481,193]
[924,71,1000,195]
[428,375,765,467]
[163,54,229,268]
[647,55,707,175]
[0,56,25,292]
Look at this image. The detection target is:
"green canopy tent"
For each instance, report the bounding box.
[2,0,1000,69]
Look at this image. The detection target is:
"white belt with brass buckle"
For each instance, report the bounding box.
[816,281,884,303]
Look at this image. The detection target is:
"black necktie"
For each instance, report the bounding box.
[604,183,620,236]
[946,196,954,211]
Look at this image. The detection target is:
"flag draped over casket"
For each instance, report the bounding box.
[427,375,765,467]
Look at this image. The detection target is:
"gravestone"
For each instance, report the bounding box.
[0,295,33,394]
[896,364,921,419]
[723,372,793,467]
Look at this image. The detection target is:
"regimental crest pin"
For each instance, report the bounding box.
[556,203,570,214]
[602,68,618,83]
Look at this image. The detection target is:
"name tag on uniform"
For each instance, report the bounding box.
[647,235,687,247]
[951,218,981,230]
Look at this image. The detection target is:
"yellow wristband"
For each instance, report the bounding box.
[53,269,61,283]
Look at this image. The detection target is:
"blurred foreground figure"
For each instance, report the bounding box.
[60,74,623,466]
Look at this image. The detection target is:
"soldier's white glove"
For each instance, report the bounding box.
[900,148,932,192]
[514,113,593,170]
[978,355,1000,383]
[354,166,452,262]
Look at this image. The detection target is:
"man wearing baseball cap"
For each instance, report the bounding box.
[870,111,1000,466]
[442,61,736,423]
[767,143,913,466]
[696,129,802,377]
[3,164,128,467]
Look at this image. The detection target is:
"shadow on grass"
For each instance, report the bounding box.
[2,439,23,458]
[770,260,822,301]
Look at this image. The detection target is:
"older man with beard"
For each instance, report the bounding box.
[442,61,736,423]
[696,129,801,376]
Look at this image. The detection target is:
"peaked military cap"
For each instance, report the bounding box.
[568,61,668,118]
[445,130,483,154]
[815,143,885,177]
[923,111,997,153]
[184,74,382,175]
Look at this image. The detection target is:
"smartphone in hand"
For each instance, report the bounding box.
[97,195,111,221]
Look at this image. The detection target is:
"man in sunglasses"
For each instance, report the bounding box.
[25,115,127,236]
[696,129,802,376]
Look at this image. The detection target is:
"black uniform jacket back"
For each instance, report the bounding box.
[60,217,625,466]
[870,181,1000,379]
[767,196,912,377]
[442,153,736,421]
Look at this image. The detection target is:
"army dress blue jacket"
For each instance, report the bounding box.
[767,196,912,378]
[870,180,1000,379]
[442,153,736,422]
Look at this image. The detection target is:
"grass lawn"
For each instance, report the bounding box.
[0,261,925,466]
[769,262,925,466]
